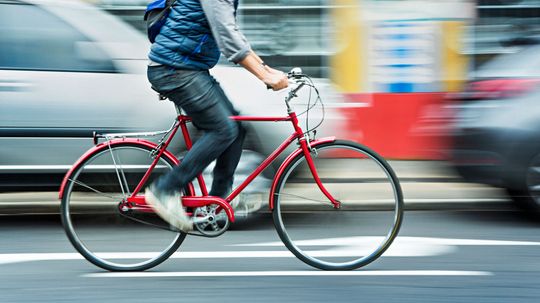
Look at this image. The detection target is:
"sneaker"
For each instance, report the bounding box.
[145,184,193,232]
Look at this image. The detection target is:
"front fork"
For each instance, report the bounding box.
[298,136,341,209]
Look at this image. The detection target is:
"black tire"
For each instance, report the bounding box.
[272,140,404,270]
[507,151,540,218]
[61,142,187,271]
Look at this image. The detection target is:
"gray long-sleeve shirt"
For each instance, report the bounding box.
[200,0,251,64]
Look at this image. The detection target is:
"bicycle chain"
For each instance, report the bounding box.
[118,207,224,238]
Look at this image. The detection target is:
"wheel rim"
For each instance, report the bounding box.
[273,142,403,270]
[62,145,184,271]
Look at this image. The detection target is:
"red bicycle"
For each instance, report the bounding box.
[59,69,404,271]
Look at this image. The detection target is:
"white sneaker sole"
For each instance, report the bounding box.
[145,188,193,232]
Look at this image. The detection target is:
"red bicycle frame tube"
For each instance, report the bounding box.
[268,136,336,210]
[60,111,339,215]
[297,137,341,209]
[176,114,299,203]
[181,115,291,122]
[145,112,339,208]
[124,195,236,223]
[174,112,339,208]
[226,133,297,202]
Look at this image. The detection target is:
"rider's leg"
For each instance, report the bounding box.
[152,71,240,195]
[209,123,246,197]
[208,79,247,198]
[146,67,241,229]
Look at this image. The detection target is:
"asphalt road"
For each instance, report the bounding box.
[0,209,539,303]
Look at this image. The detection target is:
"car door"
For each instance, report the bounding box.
[0,1,156,188]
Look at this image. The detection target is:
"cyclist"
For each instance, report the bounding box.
[145,0,288,231]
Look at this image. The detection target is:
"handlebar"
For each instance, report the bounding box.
[285,67,310,104]
[282,68,326,132]
[265,67,312,108]
[266,67,307,90]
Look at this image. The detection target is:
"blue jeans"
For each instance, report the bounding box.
[147,65,246,197]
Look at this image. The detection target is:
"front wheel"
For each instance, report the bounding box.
[61,142,186,271]
[272,140,404,270]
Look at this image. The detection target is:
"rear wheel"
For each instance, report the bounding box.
[61,143,187,271]
[272,140,404,270]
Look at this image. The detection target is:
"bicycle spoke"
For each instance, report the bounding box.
[199,222,209,230]
[68,178,124,201]
[276,191,335,205]
[62,143,185,271]
[273,140,403,270]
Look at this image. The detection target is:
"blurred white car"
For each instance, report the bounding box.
[0,0,342,191]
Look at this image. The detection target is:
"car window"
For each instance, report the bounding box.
[476,45,540,78]
[0,2,117,73]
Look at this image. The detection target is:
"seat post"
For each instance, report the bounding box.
[174,104,183,116]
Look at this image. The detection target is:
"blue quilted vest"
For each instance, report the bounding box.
[148,0,239,70]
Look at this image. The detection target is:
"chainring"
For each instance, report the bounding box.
[192,204,230,237]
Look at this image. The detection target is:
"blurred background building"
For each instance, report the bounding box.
[95,0,540,73]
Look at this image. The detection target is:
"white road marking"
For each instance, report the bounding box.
[1,237,539,265]
[83,270,493,278]
[234,236,540,247]
[0,253,84,265]
[0,248,440,265]
[403,198,508,203]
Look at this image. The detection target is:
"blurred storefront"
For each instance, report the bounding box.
[330,0,474,159]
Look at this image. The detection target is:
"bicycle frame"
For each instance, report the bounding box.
[59,107,340,224]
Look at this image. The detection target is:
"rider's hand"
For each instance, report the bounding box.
[263,69,288,91]
[238,51,288,91]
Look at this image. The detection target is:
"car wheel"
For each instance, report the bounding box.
[507,152,540,218]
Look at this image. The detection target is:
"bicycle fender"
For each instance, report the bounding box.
[58,139,183,199]
[268,136,336,210]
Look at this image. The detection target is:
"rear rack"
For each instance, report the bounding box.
[92,121,177,145]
